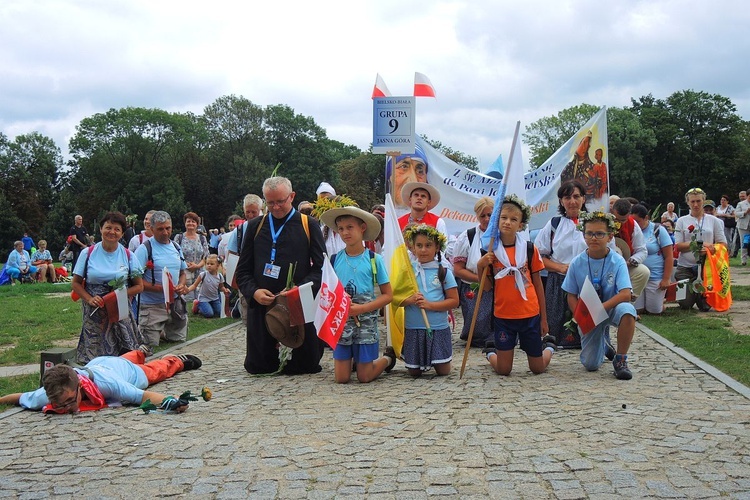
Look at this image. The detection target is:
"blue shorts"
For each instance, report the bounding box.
[333,342,380,363]
[494,315,543,357]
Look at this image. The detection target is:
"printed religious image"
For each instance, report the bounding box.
[560,130,608,203]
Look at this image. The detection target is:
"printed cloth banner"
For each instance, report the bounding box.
[386,107,609,237]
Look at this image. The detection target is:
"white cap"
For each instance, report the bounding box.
[316,181,336,197]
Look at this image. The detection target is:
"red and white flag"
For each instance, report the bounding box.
[314,255,351,349]
[574,276,609,335]
[286,281,316,327]
[102,287,129,323]
[414,72,436,97]
[162,267,175,311]
[371,73,392,99]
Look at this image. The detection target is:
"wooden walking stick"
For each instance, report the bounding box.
[459,237,494,379]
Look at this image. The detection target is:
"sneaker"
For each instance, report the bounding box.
[541,335,557,351]
[138,344,153,358]
[482,340,496,355]
[174,354,202,371]
[383,346,397,373]
[613,356,632,380]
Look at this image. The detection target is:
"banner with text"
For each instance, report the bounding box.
[385,107,608,236]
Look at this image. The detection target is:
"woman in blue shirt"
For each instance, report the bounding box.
[631,204,674,315]
[7,241,37,283]
[72,212,147,362]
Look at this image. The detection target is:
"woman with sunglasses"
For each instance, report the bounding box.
[452,196,495,347]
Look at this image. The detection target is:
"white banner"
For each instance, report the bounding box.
[385,107,609,237]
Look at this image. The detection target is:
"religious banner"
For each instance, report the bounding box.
[385,107,608,237]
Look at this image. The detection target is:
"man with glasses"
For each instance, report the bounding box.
[674,188,727,311]
[236,176,327,374]
[0,350,202,413]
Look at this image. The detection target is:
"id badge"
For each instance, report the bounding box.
[263,263,281,279]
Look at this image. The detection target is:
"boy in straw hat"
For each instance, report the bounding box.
[320,206,396,383]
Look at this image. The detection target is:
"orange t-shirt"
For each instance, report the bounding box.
[491,244,545,319]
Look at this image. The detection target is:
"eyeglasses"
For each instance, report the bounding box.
[584,231,609,240]
[686,188,705,195]
[264,194,292,207]
[55,385,80,411]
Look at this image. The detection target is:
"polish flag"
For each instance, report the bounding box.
[665,279,690,302]
[286,281,316,326]
[414,72,436,97]
[314,255,351,349]
[162,267,175,312]
[573,276,609,335]
[371,73,392,98]
[102,287,129,323]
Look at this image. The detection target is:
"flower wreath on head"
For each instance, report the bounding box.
[575,210,621,233]
[404,224,447,251]
[311,194,359,220]
[502,193,532,231]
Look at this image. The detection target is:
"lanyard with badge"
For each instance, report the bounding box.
[263,208,296,280]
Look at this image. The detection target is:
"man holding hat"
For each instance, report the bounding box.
[398,182,448,238]
[236,176,327,374]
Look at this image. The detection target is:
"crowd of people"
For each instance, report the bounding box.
[3,175,746,414]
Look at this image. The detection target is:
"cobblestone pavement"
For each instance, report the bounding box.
[1,315,749,499]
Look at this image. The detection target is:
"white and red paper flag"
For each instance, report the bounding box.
[102,287,129,323]
[574,276,609,335]
[162,267,175,311]
[314,255,351,349]
[286,281,316,327]
[414,72,436,97]
[371,73,392,98]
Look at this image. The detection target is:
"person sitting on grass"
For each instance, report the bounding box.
[320,205,395,383]
[561,211,637,380]
[476,194,556,376]
[0,350,202,414]
[6,241,37,284]
[31,239,57,283]
[187,254,228,318]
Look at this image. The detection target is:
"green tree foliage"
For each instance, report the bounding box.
[0,191,25,262]
[523,104,600,168]
[606,107,657,201]
[0,131,63,257]
[422,136,479,170]
[631,90,749,207]
[334,153,387,210]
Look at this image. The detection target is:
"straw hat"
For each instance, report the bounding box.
[319,206,381,241]
[400,182,440,210]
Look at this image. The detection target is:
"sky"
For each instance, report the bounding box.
[1,0,749,172]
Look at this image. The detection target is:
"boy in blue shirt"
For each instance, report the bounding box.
[320,206,395,383]
[561,211,637,380]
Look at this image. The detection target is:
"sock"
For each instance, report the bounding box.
[544,346,555,355]
[486,352,496,360]
[614,353,628,362]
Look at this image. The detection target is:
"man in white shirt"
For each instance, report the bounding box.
[735,190,750,265]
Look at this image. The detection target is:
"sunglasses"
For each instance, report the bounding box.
[686,188,705,195]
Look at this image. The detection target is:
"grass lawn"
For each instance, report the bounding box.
[640,306,750,387]
[0,281,237,407]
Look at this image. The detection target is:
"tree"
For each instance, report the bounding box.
[334,153,387,210]
[0,191,25,262]
[0,132,63,235]
[523,104,600,168]
[606,107,656,201]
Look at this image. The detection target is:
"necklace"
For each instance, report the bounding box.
[586,249,609,293]
[343,250,365,274]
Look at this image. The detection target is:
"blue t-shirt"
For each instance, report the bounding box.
[134,239,187,305]
[562,249,632,302]
[31,249,52,262]
[404,263,457,330]
[73,243,141,285]
[642,222,674,281]
[332,249,390,345]
[18,356,149,410]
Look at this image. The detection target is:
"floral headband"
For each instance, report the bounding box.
[311,194,359,219]
[502,193,532,231]
[575,210,621,233]
[404,224,447,251]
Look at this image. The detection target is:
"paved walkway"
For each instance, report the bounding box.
[1,317,749,499]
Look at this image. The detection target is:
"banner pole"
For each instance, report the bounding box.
[459,236,493,379]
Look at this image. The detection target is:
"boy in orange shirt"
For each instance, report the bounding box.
[477,194,555,375]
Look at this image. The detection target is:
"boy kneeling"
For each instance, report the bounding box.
[561,211,636,380]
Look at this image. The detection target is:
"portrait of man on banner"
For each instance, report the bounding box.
[386,143,429,207]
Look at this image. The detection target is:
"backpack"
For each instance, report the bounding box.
[174,232,208,252]
[547,216,562,257]
[143,239,185,285]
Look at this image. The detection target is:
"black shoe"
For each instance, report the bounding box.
[604,339,616,361]
[613,357,632,380]
[541,335,557,351]
[481,340,496,355]
[175,354,202,371]
[383,346,397,373]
